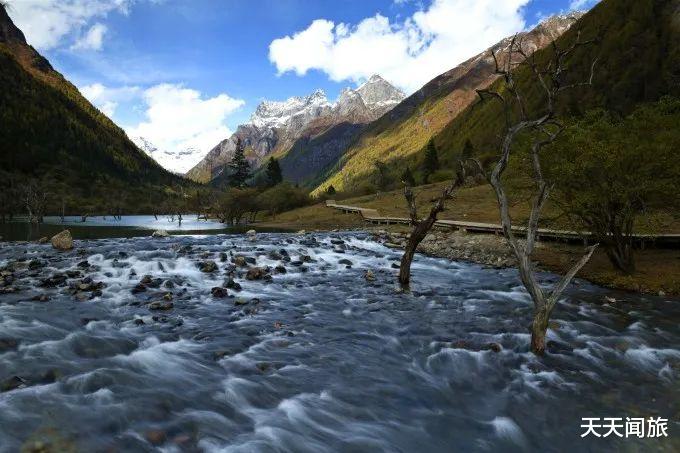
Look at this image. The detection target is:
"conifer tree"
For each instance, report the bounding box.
[265,157,283,187]
[462,139,475,160]
[326,185,336,195]
[401,166,416,187]
[422,138,439,183]
[228,138,250,187]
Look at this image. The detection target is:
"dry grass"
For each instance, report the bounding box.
[535,244,680,295]
[256,203,366,231]
[259,183,680,295]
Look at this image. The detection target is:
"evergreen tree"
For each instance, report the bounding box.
[422,138,439,183]
[401,166,416,187]
[462,139,475,160]
[228,138,250,187]
[265,157,283,187]
[326,185,336,195]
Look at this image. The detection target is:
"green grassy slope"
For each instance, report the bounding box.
[433,0,680,169]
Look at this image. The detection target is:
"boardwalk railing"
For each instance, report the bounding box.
[325,200,680,247]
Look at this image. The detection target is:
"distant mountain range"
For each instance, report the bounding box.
[186,12,583,189]
[4,0,678,212]
[185,75,405,183]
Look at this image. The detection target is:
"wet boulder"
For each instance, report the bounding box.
[51,230,73,251]
[28,259,44,270]
[145,430,167,446]
[211,287,229,298]
[37,236,49,244]
[482,342,502,353]
[233,256,248,267]
[0,376,27,392]
[274,265,287,274]
[546,340,573,355]
[149,301,174,311]
[364,270,376,282]
[338,259,353,266]
[199,261,218,273]
[40,273,67,288]
[245,267,269,281]
[131,283,147,294]
[224,278,242,291]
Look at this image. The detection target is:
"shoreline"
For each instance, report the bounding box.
[257,220,680,297]
[3,219,677,297]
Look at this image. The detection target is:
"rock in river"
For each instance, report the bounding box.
[246,267,268,281]
[211,287,229,298]
[51,230,73,251]
[199,261,218,273]
[152,230,169,238]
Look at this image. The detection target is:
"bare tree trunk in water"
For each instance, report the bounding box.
[399,162,467,289]
[475,31,599,355]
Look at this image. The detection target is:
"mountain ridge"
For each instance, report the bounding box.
[185,75,405,183]
[309,11,584,195]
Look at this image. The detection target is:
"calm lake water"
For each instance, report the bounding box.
[0,232,678,451]
[0,216,281,241]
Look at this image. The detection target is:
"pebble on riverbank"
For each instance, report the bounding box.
[373,229,517,268]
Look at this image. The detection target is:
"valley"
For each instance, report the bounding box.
[1,0,680,450]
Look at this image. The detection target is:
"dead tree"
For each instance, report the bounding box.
[475,32,599,355]
[399,161,467,289]
[22,180,48,224]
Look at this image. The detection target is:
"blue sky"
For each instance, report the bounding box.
[7,0,599,173]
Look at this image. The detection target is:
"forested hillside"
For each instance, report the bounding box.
[0,5,184,216]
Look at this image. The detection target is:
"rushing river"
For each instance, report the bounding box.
[0,233,678,452]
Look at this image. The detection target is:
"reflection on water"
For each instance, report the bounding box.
[0,232,678,451]
[41,215,226,230]
[0,216,282,241]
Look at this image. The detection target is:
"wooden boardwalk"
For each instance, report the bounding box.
[325,200,680,247]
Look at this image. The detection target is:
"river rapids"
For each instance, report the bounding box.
[0,233,678,452]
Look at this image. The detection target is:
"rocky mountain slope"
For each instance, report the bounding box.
[0,5,181,212]
[310,12,583,195]
[186,75,405,183]
[429,0,680,175]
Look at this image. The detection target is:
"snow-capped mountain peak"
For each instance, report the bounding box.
[186,74,405,182]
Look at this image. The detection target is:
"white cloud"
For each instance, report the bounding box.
[269,0,530,93]
[6,0,132,50]
[71,22,107,51]
[569,0,600,11]
[80,82,140,117]
[124,84,245,174]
